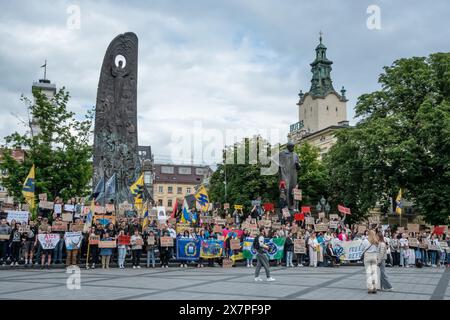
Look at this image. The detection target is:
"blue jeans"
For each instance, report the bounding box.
[118,247,127,267]
[399,248,405,266]
[286,251,293,266]
[421,249,428,264]
[246,258,253,266]
[53,239,64,264]
[147,249,155,267]
[429,251,437,265]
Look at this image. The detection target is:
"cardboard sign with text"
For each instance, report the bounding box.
[215,218,226,226]
[89,235,100,245]
[160,236,174,247]
[230,239,241,250]
[118,235,131,246]
[293,189,302,201]
[51,222,68,232]
[329,214,339,220]
[39,193,47,202]
[234,205,243,210]
[318,212,325,219]
[294,239,306,254]
[223,203,230,210]
[282,208,290,218]
[147,236,156,245]
[39,201,54,210]
[98,240,116,248]
[407,224,420,233]
[409,238,419,247]
[314,224,328,232]
[329,221,339,229]
[70,224,85,232]
[0,234,10,240]
[62,213,73,222]
[305,217,315,225]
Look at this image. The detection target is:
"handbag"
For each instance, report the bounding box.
[360,244,373,261]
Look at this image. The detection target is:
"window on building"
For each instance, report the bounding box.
[187,187,191,194]
[178,167,192,175]
[336,107,338,112]
[161,166,174,174]
[195,168,205,175]
[157,199,163,206]
[158,186,163,193]
[144,172,152,185]
[177,187,182,194]
[168,186,173,194]
[167,199,172,207]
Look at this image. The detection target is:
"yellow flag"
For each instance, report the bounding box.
[195,185,209,212]
[395,188,403,215]
[142,202,149,230]
[130,173,144,212]
[22,164,35,210]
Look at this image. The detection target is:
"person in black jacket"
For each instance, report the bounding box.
[285,233,294,267]
[10,223,22,266]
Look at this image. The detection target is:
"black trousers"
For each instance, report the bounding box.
[0,241,8,262]
[90,245,99,264]
[132,249,141,266]
[392,251,400,266]
[11,242,21,263]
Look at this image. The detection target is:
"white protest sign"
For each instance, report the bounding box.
[332,240,365,261]
[38,234,60,249]
[64,204,75,212]
[64,231,82,250]
[6,211,29,224]
[157,206,167,222]
[54,204,62,214]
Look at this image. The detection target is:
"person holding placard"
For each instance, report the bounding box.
[131,230,143,269]
[145,230,157,268]
[88,226,102,269]
[159,230,171,268]
[0,218,12,266]
[23,221,37,266]
[39,226,53,269]
[117,230,128,269]
[10,223,22,266]
[100,232,114,269]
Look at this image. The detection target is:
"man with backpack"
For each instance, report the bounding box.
[254,227,276,282]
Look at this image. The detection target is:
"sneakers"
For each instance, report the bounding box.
[91,264,95,269]
[266,277,276,282]
[254,277,263,282]
[298,264,303,267]
[137,266,141,269]
[133,266,136,269]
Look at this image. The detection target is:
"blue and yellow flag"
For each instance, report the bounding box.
[142,202,149,230]
[395,188,403,215]
[195,185,209,212]
[130,173,144,212]
[22,164,35,210]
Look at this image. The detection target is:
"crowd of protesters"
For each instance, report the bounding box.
[0,200,449,272]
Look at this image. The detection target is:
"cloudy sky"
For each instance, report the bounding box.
[1,0,449,165]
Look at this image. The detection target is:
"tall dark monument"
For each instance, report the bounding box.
[93,32,140,204]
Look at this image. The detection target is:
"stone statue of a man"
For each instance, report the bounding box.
[278,141,300,210]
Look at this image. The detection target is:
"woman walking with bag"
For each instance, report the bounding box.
[377,231,393,291]
[362,230,380,294]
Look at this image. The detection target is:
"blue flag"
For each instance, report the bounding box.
[176,238,201,261]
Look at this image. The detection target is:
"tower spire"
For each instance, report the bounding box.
[309,33,334,97]
[40,59,47,80]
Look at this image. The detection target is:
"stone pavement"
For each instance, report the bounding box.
[0,266,448,300]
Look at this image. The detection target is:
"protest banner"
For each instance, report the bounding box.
[51,222,68,232]
[338,205,351,215]
[263,203,274,211]
[70,224,84,232]
[409,238,419,247]
[215,218,226,226]
[89,235,100,245]
[38,234,60,250]
[223,203,230,210]
[54,204,62,214]
[176,223,192,234]
[64,232,82,250]
[230,239,241,250]
[329,221,339,229]
[305,217,315,225]
[407,224,420,233]
[147,236,155,245]
[160,236,174,247]
[118,235,131,246]
[368,216,380,225]
[38,193,47,201]
[294,213,305,222]
[293,189,302,201]
[64,204,75,212]
[314,224,328,232]
[301,206,311,214]
[294,239,306,254]
[332,239,365,261]
[98,240,117,248]
[251,200,261,207]
[176,238,201,261]
[329,214,339,220]
[19,225,30,234]
[39,201,54,210]
[242,237,285,260]
[62,213,73,222]
[433,226,446,235]
[318,212,325,219]
[6,211,29,224]
[357,225,367,234]
[223,258,233,268]
[234,205,243,210]
[200,239,223,259]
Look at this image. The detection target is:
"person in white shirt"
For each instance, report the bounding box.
[399,233,409,267]
[362,230,380,294]
[308,232,319,267]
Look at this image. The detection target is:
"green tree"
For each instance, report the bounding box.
[0,87,94,203]
[325,53,450,224]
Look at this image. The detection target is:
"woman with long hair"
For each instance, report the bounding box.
[362,230,380,294]
[377,231,393,291]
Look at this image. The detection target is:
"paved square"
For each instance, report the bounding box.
[0,266,448,300]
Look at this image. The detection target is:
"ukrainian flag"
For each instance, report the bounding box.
[130,173,144,212]
[181,198,198,224]
[395,188,403,215]
[195,185,209,212]
[22,164,35,210]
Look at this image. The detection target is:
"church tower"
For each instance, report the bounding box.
[294,34,348,135]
